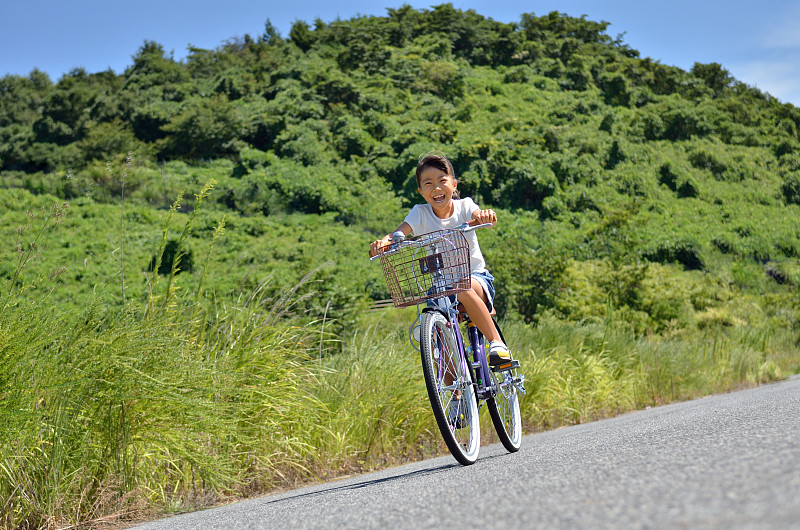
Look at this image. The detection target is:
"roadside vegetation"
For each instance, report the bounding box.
[2,4,800,527]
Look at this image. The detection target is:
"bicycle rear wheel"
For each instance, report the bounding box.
[420,311,480,465]
[487,363,522,452]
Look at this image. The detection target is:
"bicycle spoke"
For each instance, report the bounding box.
[487,367,522,452]
[420,311,480,464]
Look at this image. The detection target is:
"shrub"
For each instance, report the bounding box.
[643,240,705,270]
[486,220,566,322]
[688,148,727,178]
[20,142,81,173]
[503,65,534,83]
[690,62,733,96]
[237,147,278,173]
[550,153,602,186]
[640,96,715,141]
[274,122,334,166]
[662,105,714,140]
[564,185,602,213]
[604,139,627,169]
[416,60,465,100]
[658,162,698,198]
[541,194,567,219]
[599,73,631,106]
[78,121,153,164]
[614,170,649,197]
[491,158,558,210]
[781,172,800,206]
[332,116,378,159]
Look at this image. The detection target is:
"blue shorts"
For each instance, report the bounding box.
[471,270,496,313]
[427,269,496,312]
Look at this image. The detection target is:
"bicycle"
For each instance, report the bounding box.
[370,222,526,465]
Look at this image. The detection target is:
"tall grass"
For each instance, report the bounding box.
[311,324,435,474]
[501,315,790,430]
[0,291,333,528]
[2,289,797,528]
[0,183,330,528]
[2,188,799,528]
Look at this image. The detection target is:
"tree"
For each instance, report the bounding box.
[160,95,246,159]
[261,18,283,45]
[289,20,315,52]
[691,62,733,97]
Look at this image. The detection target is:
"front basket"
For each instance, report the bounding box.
[378,229,471,308]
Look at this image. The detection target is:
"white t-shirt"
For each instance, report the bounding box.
[403,197,487,274]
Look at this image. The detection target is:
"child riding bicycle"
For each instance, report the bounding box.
[369,152,511,366]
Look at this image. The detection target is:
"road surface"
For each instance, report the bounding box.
[134,376,800,529]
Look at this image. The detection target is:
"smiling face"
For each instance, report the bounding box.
[417,165,458,219]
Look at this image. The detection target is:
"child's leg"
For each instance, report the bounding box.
[461,280,511,365]
[459,283,502,344]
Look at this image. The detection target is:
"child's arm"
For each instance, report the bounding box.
[369,222,412,257]
[471,208,498,226]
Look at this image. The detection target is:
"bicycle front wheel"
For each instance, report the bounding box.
[487,364,522,453]
[420,311,480,465]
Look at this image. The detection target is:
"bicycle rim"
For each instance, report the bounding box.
[420,311,480,465]
[487,368,522,452]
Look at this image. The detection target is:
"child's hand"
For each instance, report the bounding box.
[472,209,497,226]
[369,236,391,257]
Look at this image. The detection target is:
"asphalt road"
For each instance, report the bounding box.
[134,377,800,529]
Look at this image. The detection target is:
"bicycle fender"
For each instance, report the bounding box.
[421,306,450,320]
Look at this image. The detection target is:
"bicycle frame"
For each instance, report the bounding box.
[420,297,495,404]
[465,317,495,401]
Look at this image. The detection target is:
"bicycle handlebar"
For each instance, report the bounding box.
[462,221,494,232]
[369,221,493,261]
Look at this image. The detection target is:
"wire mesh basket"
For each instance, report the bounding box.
[378,229,471,308]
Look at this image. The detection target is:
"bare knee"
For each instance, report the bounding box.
[460,288,482,308]
[470,281,487,304]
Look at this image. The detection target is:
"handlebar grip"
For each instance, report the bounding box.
[462,221,494,232]
[369,239,397,261]
[369,243,390,261]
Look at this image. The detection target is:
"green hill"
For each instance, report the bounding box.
[2,5,799,330]
[2,5,800,527]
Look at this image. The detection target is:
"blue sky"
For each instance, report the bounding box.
[2,1,800,105]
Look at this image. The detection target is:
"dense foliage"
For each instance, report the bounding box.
[2,4,799,335]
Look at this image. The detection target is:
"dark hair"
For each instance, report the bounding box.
[416,152,460,199]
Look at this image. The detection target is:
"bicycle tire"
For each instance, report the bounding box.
[486,354,522,452]
[420,311,480,465]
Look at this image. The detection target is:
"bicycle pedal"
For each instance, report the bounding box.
[514,375,527,395]
[491,359,520,372]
